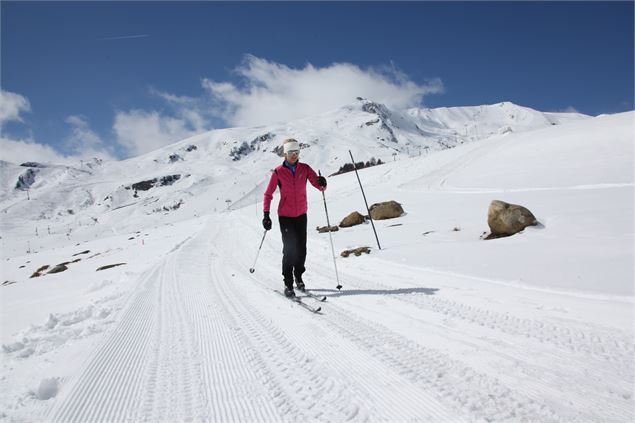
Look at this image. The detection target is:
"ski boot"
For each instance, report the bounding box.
[284,286,296,298]
[295,276,305,292]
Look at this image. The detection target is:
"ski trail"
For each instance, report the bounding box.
[205,238,373,422]
[229,242,566,422]
[47,263,160,422]
[47,233,281,422]
[304,259,634,422]
[234,216,634,422]
[210,245,464,421]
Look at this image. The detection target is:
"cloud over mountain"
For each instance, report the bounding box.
[202,55,444,127]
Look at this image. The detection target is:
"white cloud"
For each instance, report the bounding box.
[202,55,444,127]
[149,87,209,132]
[0,136,69,165]
[113,109,198,156]
[0,89,31,128]
[64,115,117,160]
[0,89,116,164]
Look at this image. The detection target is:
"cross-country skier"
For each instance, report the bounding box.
[262,138,327,297]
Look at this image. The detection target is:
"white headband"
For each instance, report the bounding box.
[283,141,300,154]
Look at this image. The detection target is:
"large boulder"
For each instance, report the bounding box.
[369,201,404,220]
[487,200,537,238]
[339,211,366,228]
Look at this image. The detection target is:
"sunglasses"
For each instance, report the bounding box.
[286,150,300,156]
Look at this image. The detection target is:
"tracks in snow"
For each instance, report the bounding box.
[235,217,633,422]
[305,248,634,422]
[46,217,634,422]
[48,233,282,422]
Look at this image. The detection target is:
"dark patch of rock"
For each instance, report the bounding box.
[30,265,50,278]
[96,263,126,271]
[230,133,275,160]
[316,225,339,233]
[16,169,38,191]
[20,162,47,168]
[47,264,68,274]
[168,154,183,163]
[341,247,371,257]
[127,174,181,191]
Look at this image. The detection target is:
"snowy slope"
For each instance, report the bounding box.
[0,100,590,260]
[1,105,632,422]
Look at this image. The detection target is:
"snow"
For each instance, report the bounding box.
[0,102,633,422]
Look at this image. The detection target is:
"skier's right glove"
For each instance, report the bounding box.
[262,212,272,231]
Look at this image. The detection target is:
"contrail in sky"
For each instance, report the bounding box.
[99,34,149,41]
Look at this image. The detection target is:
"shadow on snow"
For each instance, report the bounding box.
[309,287,439,298]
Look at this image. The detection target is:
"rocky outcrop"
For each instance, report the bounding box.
[230,132,275,160]
[339,211,366,228]
[20,162,47,168]
[153,199,184,213]
[487,200,538,238]
[96,263,126,271]
[168,154,183,163]
[360,99,399,143]
[369,201,404,220]
[15,169,38,191]
[47,264,68,274]
[126,175,181,191]
[30,265,50,278]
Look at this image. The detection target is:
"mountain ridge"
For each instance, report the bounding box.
[0,99,595,257]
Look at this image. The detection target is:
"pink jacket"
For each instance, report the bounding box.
[264,161,325,217]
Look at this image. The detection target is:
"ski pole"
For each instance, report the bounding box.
[349,150,381,250]
[319,171,342,290]
[249,229,268,273]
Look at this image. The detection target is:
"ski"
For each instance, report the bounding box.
[274,290,322,313]
[299,289,327,302]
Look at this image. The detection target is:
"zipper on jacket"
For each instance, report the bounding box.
[292,166,297,216]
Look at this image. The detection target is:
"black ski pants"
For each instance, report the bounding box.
[278,214,307,288]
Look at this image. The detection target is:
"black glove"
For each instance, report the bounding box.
[262,212,272,230]
[317,176,327,188]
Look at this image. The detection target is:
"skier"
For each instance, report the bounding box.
[262,138,327,297]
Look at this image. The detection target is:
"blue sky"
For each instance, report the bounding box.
[1,1,633,162]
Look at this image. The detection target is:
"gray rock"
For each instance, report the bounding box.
[316,225,339,233]
[369,201,404,220]
[341,247,371,257]
[339,211,366,228]
[487,200,538,238]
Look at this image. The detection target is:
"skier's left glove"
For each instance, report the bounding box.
[262,212,272,230]
[317,176,327,188]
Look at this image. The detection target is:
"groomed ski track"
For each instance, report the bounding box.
[45,212,634,422]
[44,128,633,422]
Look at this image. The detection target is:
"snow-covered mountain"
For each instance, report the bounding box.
[2,101,633,422]
[0,100,589,256]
